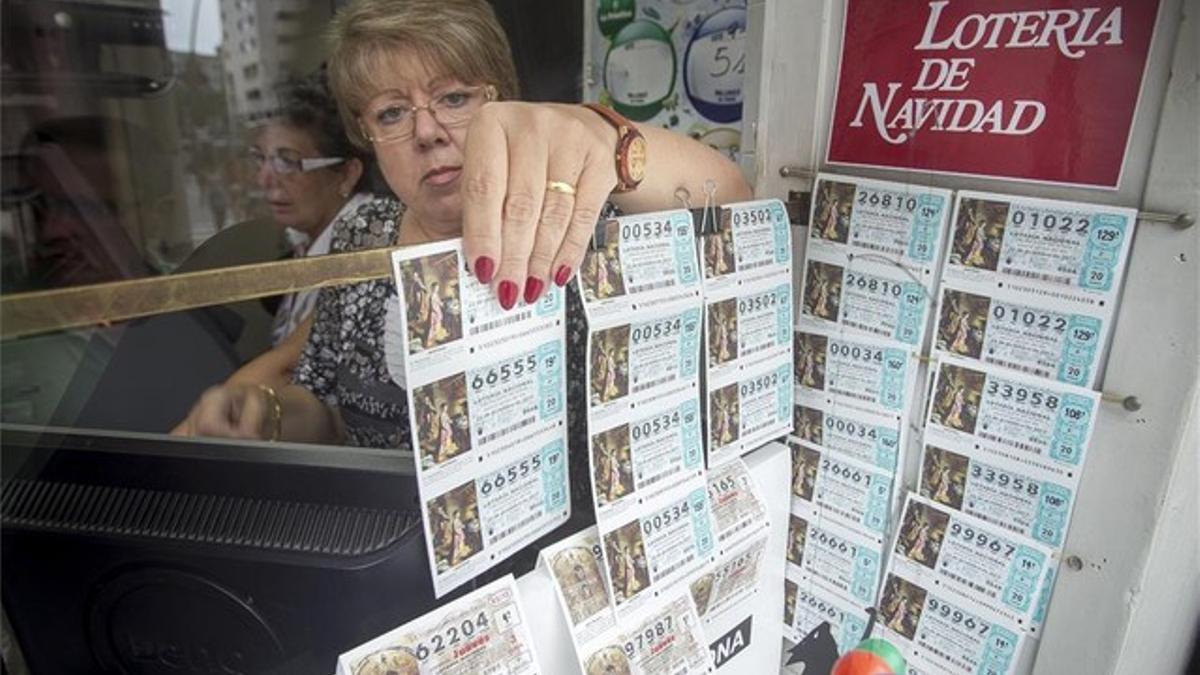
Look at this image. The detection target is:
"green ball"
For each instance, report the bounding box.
[855,638,906,675]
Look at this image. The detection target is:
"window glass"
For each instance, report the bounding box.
[0,0,581,435]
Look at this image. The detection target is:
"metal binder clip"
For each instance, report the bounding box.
[689,180,723,237]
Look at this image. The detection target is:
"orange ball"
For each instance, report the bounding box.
[831,649,896,675]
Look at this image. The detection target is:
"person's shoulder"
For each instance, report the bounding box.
[331,195,405,252]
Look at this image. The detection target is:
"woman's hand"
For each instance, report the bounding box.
[172,383,275,440]
[460,102,619,309]
[459,102,752,309]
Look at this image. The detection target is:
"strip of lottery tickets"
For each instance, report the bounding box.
[391,239,570,597]
[937,190,1135,389]
[577,209,717,619]
[701,199,794,465]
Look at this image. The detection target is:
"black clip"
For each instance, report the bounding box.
[691,179,723,238]
[589,218,618,252]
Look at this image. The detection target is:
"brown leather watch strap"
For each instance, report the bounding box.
[582,102,646,193]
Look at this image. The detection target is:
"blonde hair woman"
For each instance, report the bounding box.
[181,0,750,446]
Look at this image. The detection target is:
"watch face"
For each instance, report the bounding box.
[625,136,648,183]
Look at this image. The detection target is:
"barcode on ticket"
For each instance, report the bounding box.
[480,416,536,445]
[634,375,674,393]
[495,511,542,542]
[656,552,696,579]
[471,309,532,335]
[1006,269,1073,287]
[628,279,675,295]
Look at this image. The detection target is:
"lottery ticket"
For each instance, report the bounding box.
[808,174,951,275]
[337,575,537,675]
[579,209,704,323]
[944,191,1136,309]
[925,355,1099,483]
[704,279,793,389]
[392,240,570,597]
[586,305,703,430]
[589,388,706,524]
[798,242,935,347]
[932,276,1114,389]
[599,477,717,618]
[1030,563,1058,634]
[790,439,894,538]
[794,323,919,416]
[701,198,792,294]
[791,395,905,476]
[540,527,616,646]
[689,534,768,621]
[707,358,793,463]
[786,505,884,607]
[783,574,872,652]
[875,568,1028,675]
[706,458,769,551]
[577,593,712,675]
[918,442,1079,549]
[890,492,1055,630]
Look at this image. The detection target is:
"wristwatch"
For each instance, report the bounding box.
[583,103,646,193]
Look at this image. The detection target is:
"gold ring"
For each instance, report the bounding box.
[546,180,577,196]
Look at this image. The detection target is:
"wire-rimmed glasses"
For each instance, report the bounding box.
[359,84,497,145]
[247,148,346,175]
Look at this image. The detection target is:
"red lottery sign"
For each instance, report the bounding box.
[827,1,1160,189]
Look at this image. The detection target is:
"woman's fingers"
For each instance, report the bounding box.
[552,145,617,289]
[492,115,548,310]
[526,123,588,300]
[461,105,509,286]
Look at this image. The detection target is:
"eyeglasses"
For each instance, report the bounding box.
[247,148,346,175]
[359,85,497,145]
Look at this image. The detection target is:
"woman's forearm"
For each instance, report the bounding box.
[612,123,753,212]
[277,383,346,445]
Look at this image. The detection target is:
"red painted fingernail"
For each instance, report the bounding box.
[554,265,572,287]
[523,277,545,304]
[474,256,495,284]
[498,280,518,310]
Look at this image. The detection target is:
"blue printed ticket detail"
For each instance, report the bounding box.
[590,389,705,524]
[944,191,1136,309]
[600,477,717,619]
[799,246,933,347]
[933,277,1113,390]
[875,568,1027,675]
[808,173,951,273]
[890,492,1055,630]
[792,395,904,476]
[795,324,918,416]
[392,239,570,598]
[787,503,884,607]
[919,442,1078,549]
[579,209,703,324]
[784,575,872,653]
[337,575,538,675]
[925,355,1099,482]
[790,439,893,538]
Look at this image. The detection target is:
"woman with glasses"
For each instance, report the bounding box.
[181,0,750,448]
[174,74,401,434]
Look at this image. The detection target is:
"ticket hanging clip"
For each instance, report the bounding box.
[689,180,723,238]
